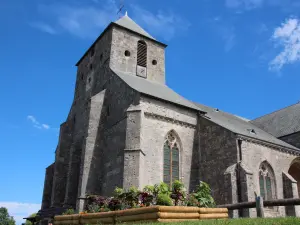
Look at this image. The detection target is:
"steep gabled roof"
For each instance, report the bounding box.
[251,102,300,137]
[112,69,299,151]
[76,14,166,66]
[114,14,155,40]
[112,69,202,111]
[192,102,299,151]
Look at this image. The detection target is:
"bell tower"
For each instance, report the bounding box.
[109,13,167,84]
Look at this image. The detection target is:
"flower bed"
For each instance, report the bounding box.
[54,181,228,224]
[54,206,228,224]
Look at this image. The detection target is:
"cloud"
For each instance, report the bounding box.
[130,5,190,41]
[225,0,300,12]
[27,115,50,130]
[31,1,188,41]
[209,17,236,52]
[0,202,41,225]
[29,22,56,35]
[269,18,300,71]
[225,0,264,10]
[220,26,236,52]
[33,1,118,39]
[42,124,50,129]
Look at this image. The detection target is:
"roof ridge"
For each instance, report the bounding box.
[192,101,299,151]
[252,101,300,121]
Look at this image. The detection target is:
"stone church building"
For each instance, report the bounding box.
[38,14,300,221]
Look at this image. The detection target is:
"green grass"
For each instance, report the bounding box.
[131,217,300,225]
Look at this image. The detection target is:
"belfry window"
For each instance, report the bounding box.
[137,40,147,67]
[163,131,180,187]
[259,162,276,201]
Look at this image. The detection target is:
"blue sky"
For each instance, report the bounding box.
[1,0,300,223]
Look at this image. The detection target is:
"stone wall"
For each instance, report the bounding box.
[240,140,299,217]
[280,131,300,149]
[110,27,166,84]
[41,163,54,209]
[198,117,238,205]
[140,96,198,191]
[50,122,73,207]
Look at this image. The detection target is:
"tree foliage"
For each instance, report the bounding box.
[25,213,37,225]
[0,207,16,225]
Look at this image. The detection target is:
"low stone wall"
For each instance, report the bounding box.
[54,206,228,224]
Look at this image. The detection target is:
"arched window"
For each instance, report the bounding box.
[137,40,147,68]
[259,161,276,200]
[163,131,180,187]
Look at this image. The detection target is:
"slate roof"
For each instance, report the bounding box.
[112,69,202,111]
[114,14,155,40]
[251,102,300,137]
[192,102,299,151]
[112,69,299,151]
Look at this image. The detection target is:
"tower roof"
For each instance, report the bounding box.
[113,13,155,40]
[75,12,166,66]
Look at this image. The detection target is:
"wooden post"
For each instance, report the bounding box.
[256,196,265,218]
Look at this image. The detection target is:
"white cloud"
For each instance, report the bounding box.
[130,5,190,41]
[34,1,118,39]
[225,0,264,10]
[209,17,236,52]
[31,1,188,41]
[30,22,56,35]
[220,26,236,52]
[0,202,41,225]
[269,18,300,71]
[27,115,38,124]
[42,124,50,129]
[27,115,50,130]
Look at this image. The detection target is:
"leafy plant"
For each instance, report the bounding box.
[190,181,215,207]
[87,203,101,213]
[62,208,75,215]
[25,213,37,225]
[108,198,124,211]
[0,207,16,225]
[156,193,173,206]
[125,186,140,207]
[156,182,170,195]
[186,194,200,206]
[170,180,186,206]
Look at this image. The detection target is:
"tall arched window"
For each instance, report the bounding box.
[163,131,180,187]
[259,161,276,200]
[137,40,147,67]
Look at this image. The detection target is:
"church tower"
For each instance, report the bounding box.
[109,13,167,84]
[39,13,172,221]
[69,13,168,212]
[75,12,167,90]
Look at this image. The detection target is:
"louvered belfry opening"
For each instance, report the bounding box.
[137,40,147,67]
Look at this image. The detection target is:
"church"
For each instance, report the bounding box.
[38,13,300,222]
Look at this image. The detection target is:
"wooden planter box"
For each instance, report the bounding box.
[54,206,228,225]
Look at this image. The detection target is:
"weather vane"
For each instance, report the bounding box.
[117,0,125,18]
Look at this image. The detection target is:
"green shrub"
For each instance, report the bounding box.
[156,193,173,206]
[189,181,215,208]
[62,208,75,215]
[171,180,186,206]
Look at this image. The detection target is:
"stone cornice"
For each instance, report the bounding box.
[124,148,146,156]
[237,134,300,156]
[144,112,196,129]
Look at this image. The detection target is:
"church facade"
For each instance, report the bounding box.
[38,14,300,221]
